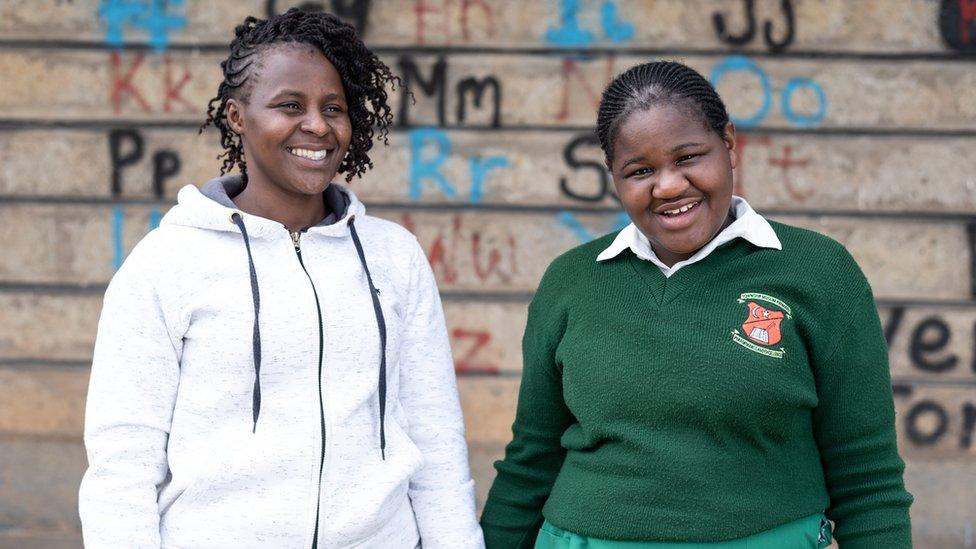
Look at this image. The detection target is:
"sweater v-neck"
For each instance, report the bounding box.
[626,239,752,306]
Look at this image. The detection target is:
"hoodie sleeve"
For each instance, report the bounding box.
[79,238,182,548]
[397,237,485,549]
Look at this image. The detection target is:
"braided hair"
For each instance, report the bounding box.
[597,61,730,164]
[200,8,400,182]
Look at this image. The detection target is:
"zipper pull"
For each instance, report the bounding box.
[290,231,301,252]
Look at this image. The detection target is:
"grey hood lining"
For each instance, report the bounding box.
[200,175,350,228]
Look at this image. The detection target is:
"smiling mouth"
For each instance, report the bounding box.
[660,201,701,217]
[288,147,332,161]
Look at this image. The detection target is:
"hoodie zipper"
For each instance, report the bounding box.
[291,230,327,549]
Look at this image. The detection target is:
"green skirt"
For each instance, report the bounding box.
[534,513,832,549]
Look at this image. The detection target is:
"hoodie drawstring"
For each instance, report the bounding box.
[348,218,388,461]
[230,212,263,433]
[231,212,388,459]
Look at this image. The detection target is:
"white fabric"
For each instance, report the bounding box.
[79,183,484,549]
[596,196,781,276]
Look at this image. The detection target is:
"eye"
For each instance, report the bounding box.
[627,167,653,178]
[676,153,700,164]
[324,104,345,114]
[279,102,302,111]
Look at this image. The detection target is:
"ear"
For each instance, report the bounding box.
[226,98,246,135]
[722,121,738,170]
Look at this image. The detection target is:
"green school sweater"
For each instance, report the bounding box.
[480,222,913,549]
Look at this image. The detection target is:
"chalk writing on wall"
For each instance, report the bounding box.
[884,306,976,449]
[396,56,503,128]
[98,0,187,52]
[712,0,795,53]
[411,0,496,44]
[709,55,827,128]
[544,0,634,47]
[109,52,195,114]
[401,213,518,285]
[265,0,372,33]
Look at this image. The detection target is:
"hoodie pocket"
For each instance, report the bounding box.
[389,414,426,473]
[160,435,260,532]
[160,476,210,529]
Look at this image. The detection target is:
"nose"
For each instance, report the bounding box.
[300,111,331,137]
[652,168,690,199]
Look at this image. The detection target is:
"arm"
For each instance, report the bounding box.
[398,239,484,549]
[811,272,913,548]
[479,266,575,549]
[78,242,182,548]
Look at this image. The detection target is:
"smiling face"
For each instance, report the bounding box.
[608,103,738,267]
[226,43,352,199]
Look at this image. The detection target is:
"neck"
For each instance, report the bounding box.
[232,179,328,232]
[653,209,736,268]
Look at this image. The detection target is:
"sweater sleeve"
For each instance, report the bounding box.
[398,239,485,549]
[480,265,575,549]
[78,241,182,548]
[811,268,913,548]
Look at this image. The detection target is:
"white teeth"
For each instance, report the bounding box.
[290,148,329,161]
[663,201,699,216]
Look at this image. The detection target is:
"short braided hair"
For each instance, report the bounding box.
[200,8,400,182]
[597,61,729,164]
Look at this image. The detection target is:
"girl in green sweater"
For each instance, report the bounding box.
[480,61,913,549]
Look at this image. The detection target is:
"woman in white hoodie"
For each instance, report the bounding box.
[79,9,484,549]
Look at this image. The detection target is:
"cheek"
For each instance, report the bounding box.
[613,178,648,205]
[336,118,353,147]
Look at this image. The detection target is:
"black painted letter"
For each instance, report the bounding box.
[109,129,144,196]
[905,400,949,446]
[559,133,614,203]
[152,150,181,199]
[456,76,502,128]
[397,56,448,127]
[910,317,958,373]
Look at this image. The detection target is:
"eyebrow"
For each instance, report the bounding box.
[270,89,305,100]
[619,157,645,171]
[671,142,705,152]
[269,90,344,102]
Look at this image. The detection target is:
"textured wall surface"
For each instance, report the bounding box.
[1,1,975,547]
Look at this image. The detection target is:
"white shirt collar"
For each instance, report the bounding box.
[595,196,781,277]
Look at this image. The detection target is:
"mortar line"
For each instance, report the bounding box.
[2,120,976,138]
[1,39,975,62]
[2,196,976,223]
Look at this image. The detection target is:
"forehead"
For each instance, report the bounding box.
[613,104,716,154]
[249,43,345,97]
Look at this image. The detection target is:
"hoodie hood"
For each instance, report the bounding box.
[162,175,367,239]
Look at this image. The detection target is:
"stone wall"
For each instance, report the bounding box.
[1,1,974,547]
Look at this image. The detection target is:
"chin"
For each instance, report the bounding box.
[292,179,333,195]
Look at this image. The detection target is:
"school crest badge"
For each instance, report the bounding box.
[731,292,791,359]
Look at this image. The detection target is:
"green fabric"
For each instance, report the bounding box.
[480,222,913,549]
[535,513,832,549]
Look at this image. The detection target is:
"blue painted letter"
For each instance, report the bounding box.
[468,156,510,204]
[709,56,772,128]
[545,0,595,47]
[781,77,827,127]
[409,128,458,201]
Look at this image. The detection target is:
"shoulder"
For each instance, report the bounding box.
[354,213,418,244]
[351,213,428,282]
[111,223,226,299]
[535,230,619,297]
[548,231,618,275]
[768,220,865,282]
[114,226,185,281]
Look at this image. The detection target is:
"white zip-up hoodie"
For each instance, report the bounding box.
[79,176,485,549]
